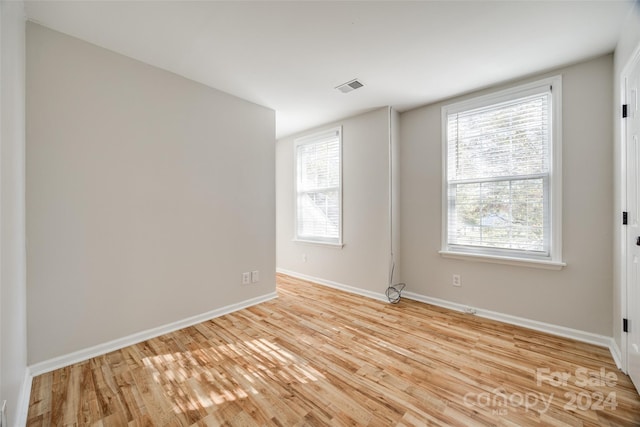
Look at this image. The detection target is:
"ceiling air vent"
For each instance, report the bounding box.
[335,78,364,94]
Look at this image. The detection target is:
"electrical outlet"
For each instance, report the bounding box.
[302,254,307,262]
[242,272,251,285]
[464,307,477,315]
[251,270,259,283]
[452,274,461,287]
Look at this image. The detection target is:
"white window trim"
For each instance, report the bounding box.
[440,76,564,269]
[293,126,343,247]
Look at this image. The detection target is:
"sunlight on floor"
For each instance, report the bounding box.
[141,337,325,415]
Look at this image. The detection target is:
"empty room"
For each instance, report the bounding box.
[2,0,640,426]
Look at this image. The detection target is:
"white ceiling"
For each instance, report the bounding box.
[25,0,635,138]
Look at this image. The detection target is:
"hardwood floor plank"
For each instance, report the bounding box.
[28,274,640,426]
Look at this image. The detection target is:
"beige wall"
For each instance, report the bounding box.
[400,55,613,336]
[276,108,396,295]
[1,1,28,425]
[613,5,640,353]
[26,23,276,364]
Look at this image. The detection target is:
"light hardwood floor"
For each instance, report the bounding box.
[28,274,640,426]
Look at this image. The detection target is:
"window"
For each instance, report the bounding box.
[441,77,563,268]
[295,127,342,245]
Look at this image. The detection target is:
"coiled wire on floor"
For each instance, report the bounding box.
[385,282,406,304]
[386,260,405,304]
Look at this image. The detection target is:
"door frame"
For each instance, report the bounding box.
[620,41,640,374]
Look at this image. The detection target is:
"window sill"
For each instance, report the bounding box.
[293,239,344,249]
[439,250,566,270]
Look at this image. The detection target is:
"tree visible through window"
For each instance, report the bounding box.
[443,77,562,263]
[295,127,342,244]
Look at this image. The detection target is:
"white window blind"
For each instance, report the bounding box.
[295,127,342,244]
[443,78,561,263]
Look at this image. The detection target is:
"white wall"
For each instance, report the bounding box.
[277,108,398,296]
[400,55,614,336]
[0,1,28,426]
[26,23,276,364]
[613,4,640,355]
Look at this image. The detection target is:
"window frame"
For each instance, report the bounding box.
[440,76,565,269]
[293,126,343,247]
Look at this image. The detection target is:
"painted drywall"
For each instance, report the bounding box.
[400,55,614,336]
[613,4,640,357]
[276,108,398,295]
[0,1,28,426]
[26,23,275,364]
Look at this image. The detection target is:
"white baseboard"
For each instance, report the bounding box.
[14,368,32,427]
[403,291,613,349]
[276,268,389,303]
[22,272,626,422]
[29,291,278,377]
[608,338,623,370]
[276,270,620,363]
